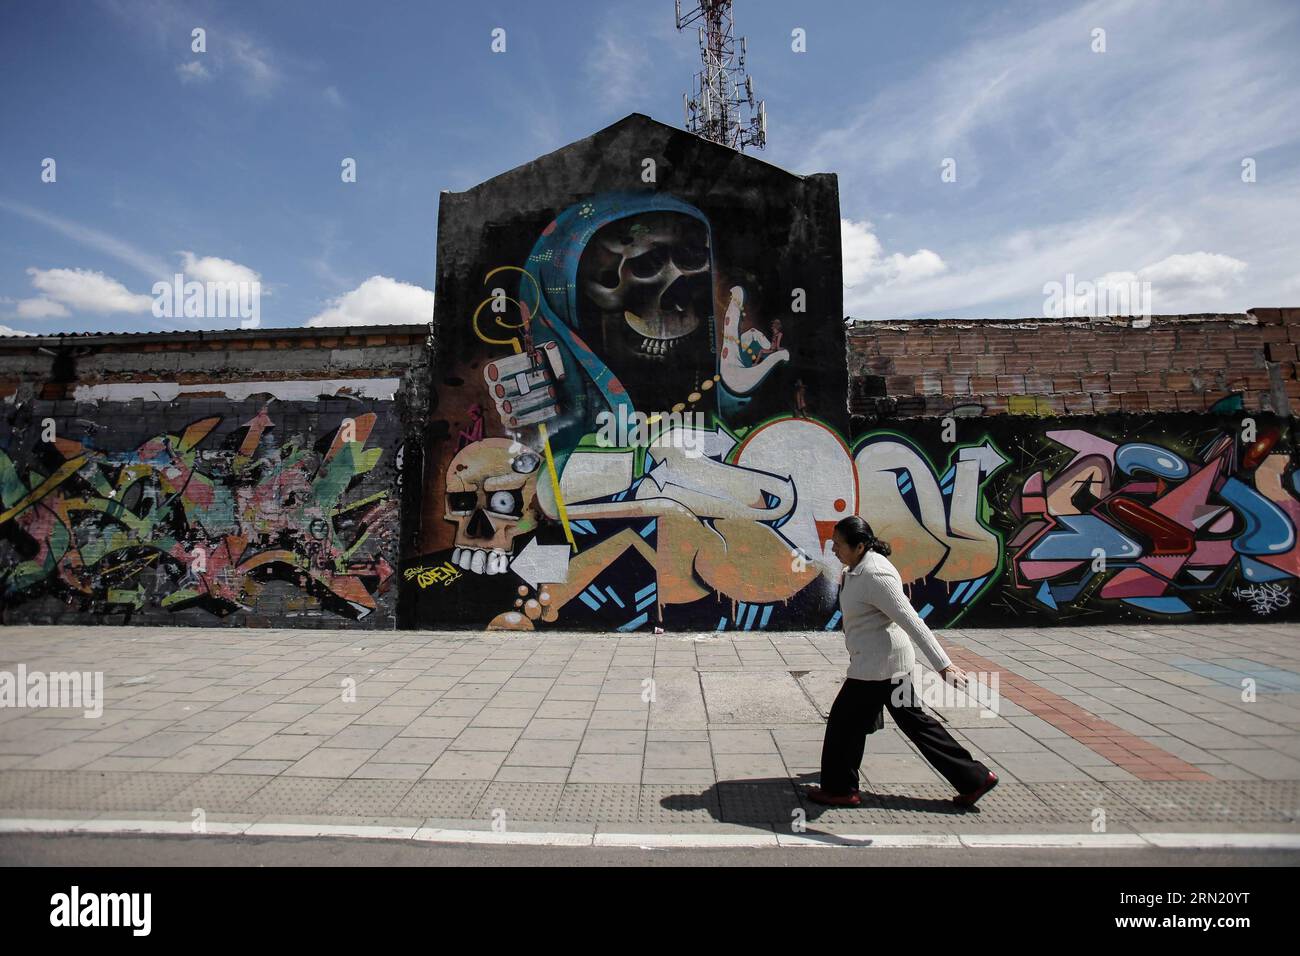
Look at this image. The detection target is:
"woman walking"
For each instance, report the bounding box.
[806,516,999,808]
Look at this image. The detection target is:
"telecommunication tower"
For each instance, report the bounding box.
[675,0,767,151]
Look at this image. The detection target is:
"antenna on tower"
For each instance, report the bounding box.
[675,0,767,151]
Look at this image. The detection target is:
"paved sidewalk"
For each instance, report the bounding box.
[1,622,1299,840]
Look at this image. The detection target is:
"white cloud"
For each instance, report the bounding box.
[105,2,281,97]
[798,0,1300,190]
[229,35,278,95]
[14,297,71,319]
[1079,252,1249,314]
[843,208,1159,319]
[585,32,652,113]
[323,85,345,109]
[0,325,37,337]
[179,251,262,287]
[305,276,434,327]
[582,7,687,119]
[25,267,153,314]
[842,218,946,300]
[1137,252,1248,292]
[176,60,211,83]
[0,199,170,279]
[793,0,1300,321]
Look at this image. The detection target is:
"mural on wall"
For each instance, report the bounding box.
[411,123,1300,632]
[407,188,1005,631]
[413,212,1300,635]
[994,419,1300,621]
[0,404,398,623]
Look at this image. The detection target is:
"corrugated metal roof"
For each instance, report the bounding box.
[0,323,433,348]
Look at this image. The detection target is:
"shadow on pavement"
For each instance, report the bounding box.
[657,773,982,839]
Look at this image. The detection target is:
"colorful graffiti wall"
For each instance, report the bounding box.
[407,387,1300,630]
[402,119,1300,632]
[985,413,1300,623]
[0,398,404,627]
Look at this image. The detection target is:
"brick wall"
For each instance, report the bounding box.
[846,308,1300,422]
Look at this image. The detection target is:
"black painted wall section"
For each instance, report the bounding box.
[429,114,846,446]
[413,113,847,630]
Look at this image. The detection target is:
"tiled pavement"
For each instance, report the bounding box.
[1,622,1299,834]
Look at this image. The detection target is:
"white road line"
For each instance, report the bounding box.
[76,819,254,837]
[245,823,420,840]
[957,833,1150,848]
[596,832,777,848]
[2,818,1299,849]
[1141,833,1300,849]
[414,827,594,846]
[776,833,962,847]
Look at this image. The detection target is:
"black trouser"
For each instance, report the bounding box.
[819,676,990,795]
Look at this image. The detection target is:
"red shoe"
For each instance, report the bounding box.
[954,771,998,807]
[805,786,862,807]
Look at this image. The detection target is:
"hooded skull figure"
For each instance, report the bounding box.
[576,212,714,406]
[444,438,541,575]
[521,193,722,463]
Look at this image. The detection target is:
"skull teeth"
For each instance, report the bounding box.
[451,547,510,575]
[639,336,683,356]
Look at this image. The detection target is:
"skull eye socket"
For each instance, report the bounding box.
[674,242,708,271]
[628,247,669,279]
[488,489,524,517]
[447,491,477,514]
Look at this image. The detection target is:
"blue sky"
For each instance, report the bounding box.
[1,0,1297,335]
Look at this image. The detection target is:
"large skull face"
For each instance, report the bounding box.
[578,212,712,361]
[444,438,541,575]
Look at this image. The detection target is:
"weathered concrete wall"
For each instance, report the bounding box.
[0,328,431,629]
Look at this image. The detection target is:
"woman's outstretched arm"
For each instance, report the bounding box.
[864,570,953,672]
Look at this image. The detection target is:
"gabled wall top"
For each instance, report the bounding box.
[452,113,821,196]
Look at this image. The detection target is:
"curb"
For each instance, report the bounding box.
[4,818,1300,850]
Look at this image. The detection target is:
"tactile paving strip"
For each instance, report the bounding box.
[315,779,417,816]
[793,783,1062,826]
[1,775,135,811]
[0,770,83,806]
[555,784,642,824]
[472,782,565,823]
[1102,780,1280,822]
[717,782,802,824]
[89,773,202,811]
[1225,781,1300,822]
[640,784,721,824]
[163,774,274,812]
[1025,782,1151,826]
[828,784,971,826]
[236,777,344,814]
[934,783,1063,825]
[392,780,490,817]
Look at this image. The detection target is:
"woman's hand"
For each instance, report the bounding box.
[940,664,968,689]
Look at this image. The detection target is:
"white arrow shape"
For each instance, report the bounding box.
[509,538,571,589]
[698,427,737,461]
[957,440,1008,478]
